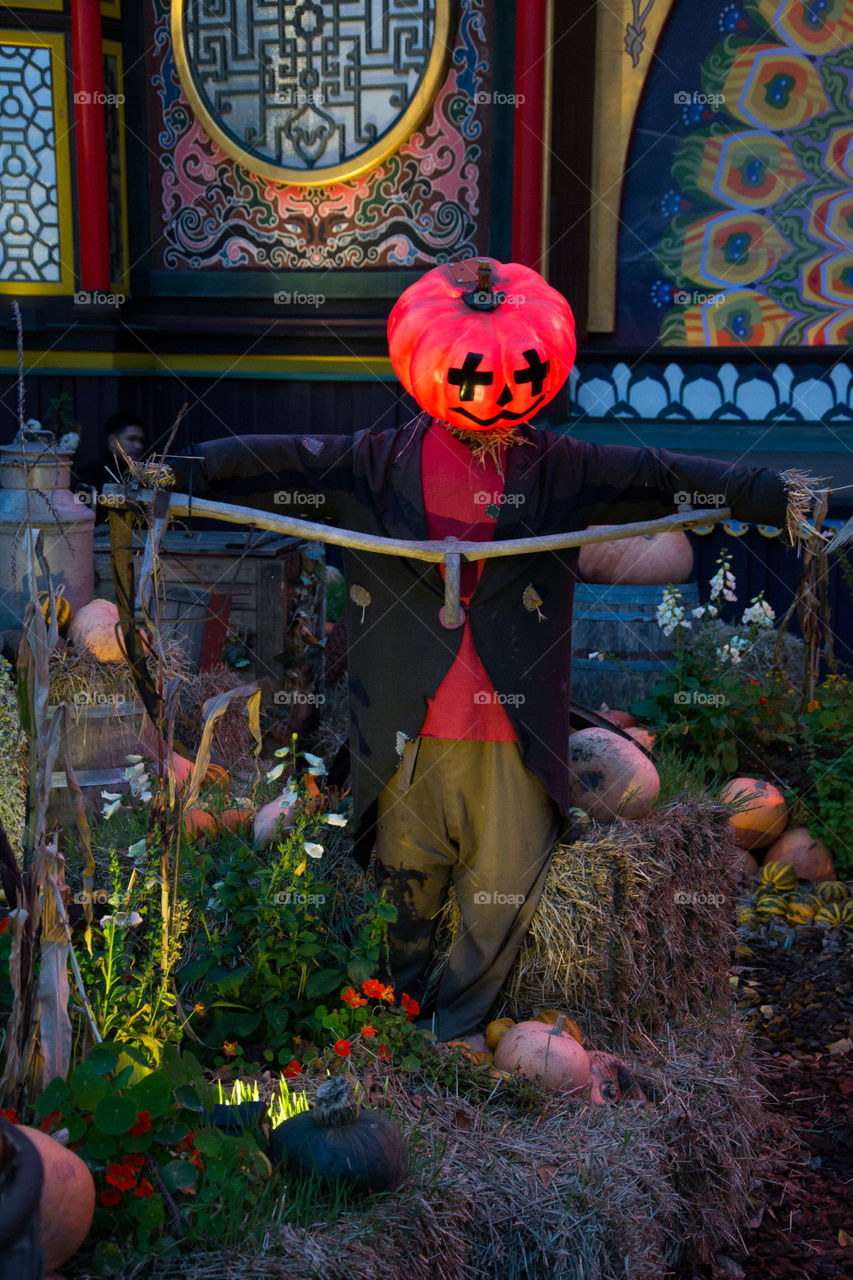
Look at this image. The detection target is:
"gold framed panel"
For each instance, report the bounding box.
[588,0,678,332]
[170,0,453,187]
[103,36,129,292]
[0,2,64,10]
[0,29,75,295]
[101,1,121,16]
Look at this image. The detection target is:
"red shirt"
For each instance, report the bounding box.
[419,420,518,742]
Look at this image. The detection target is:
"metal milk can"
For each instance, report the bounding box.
[0,428,95,632]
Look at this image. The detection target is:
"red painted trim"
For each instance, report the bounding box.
[511,1,548,269]
[71,0,111,289]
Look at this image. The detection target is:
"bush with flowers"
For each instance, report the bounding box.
[631,550,801,776]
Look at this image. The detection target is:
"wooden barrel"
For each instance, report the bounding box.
[571,581,700,711]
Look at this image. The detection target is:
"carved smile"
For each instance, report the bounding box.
[449,394,547,426]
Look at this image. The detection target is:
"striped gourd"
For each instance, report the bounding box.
[784,900,816,927]
[758,861,798,894]
[755,893,788,921]
[736,904,757,929]
[840,899,853,927]
[813,903,845,928]
[815,880,849,903]
[37,590,72,631]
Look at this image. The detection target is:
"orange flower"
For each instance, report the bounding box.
[378,1044,392,1060]
[341,986,368,1008]
[193,1002,205,1014]
[99,1187,121,1207]
[134,1178,155,1198]
[362,978,388,1000]
[361,1024,377,1037]
[400,993,419,1022]
[749,678,761,687]
[130,1110,151,1137]
[223,1040,239,1058]
[807,700,820,713]
[334,1038,351,1056]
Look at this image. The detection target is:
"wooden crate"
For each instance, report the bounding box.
[92,528,326,695]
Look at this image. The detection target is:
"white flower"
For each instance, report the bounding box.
[588,651,600,660]
[58,432,80,453]
[302,752,326,775]
[101,911,143,929]
[266,761,287,783]
[101,797,122,819]
[273,746,292,758]
[101,790,122,801]
[324,813,347,827]
[304,842,324,859]
[125,754,144,764]
[128,838,147,862]
[741,594,775,629]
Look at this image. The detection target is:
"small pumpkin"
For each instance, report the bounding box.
[485,1017,515,1052]
[587,1051,647,1106]
[387,257,576,430]
[69,597,126,663]
[763,827,837,884]
[578,528,694,586]
[470,1050,494,1066]
[757,860,799,894]
[815,880,849,902]
[813,902,846,929]
[494,1014,590,1092]
[219,801,254,834]
[254,794,296,848]
[181,806,217,841]
[15,1124,96,1270]
[597,708,638,729]
[736,904,757,929]
[37,589,72,632]
[568,728,660,821]
[840,898,853,926]
[784,899,817,927]
[754,893,789,921]
[534,1009,583,1044]
[269,1075,408,1194]
[720,778,788,850]
[624,725,657,753]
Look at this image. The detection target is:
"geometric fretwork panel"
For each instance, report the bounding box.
[0,44,62,282]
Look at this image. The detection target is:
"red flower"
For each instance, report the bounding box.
[758,697,768,707]
[191,1149,204,1173]
[341,986,368,1008]
[0,1107,18,1124]
[0,918,8,937]
[378,1044,392,1060]
[123,1152,145,1170]
[176,1131,195,1153]
[334,1038,351,1057]
[223,1040,239,1058]
[400,992,419,1022]
[106,1162,136,1191]
[362,978,393,1003]
[130,1110,151,1137]
[749,677,761,687]
[39,1110,61,1133]
[99,1187,121,1208]
[361,1024,377,1037]
[134,1178,155,1198]
[282,1059,303,1078]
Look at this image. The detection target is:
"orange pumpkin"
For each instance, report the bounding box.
[16,1125,95,1270]
[181,806,217,841]
[568,728,660,821]
[69,598,126,663]
[494,1015,590,1091]
[578,528,695,585]
[762,827,837,883]
[387,257,576,430]
[534,1009,584,1043]
[219,801,254,834]
[597,708,638,729]
[485,1017,515,1052]
[624,726,656,752]
[720,778,788,849]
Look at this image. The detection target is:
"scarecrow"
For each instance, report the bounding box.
[170,258,815,1043]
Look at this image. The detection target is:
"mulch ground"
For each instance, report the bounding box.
[692,924,853,1280]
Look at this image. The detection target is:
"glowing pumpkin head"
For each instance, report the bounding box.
[387,257,576,430]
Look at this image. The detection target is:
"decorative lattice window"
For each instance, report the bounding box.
[171,0,451,186]
[0,33,73,292]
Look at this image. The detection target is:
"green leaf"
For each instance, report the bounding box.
[174,1085,204,1112]
[123,1132,155,1153]
[178,956,213,984]
[155,1121,191,1146]
[372,899,398,922]
[86,1129,117,1160]
[84,1042,121,1075]
[193,1127,226,1157]
[128,1071,173,1119]
[36,1077,69,1114]
[346,957,376,986]
[92,1094,138,1135]
[201,1156,230,1184]
[133,1194,165,1231]
[305,968,345,999]
[64,1113,87,1143]
[161,1158,199,1193]
[159,1044,192,1089]
[70,1060,111,1111]
[208,963,253,997]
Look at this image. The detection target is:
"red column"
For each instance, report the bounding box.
[71,0,111,290]
[511,1,549,270]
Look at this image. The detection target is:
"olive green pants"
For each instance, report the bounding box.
[374,738,563,1042]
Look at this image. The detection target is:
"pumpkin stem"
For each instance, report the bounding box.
[461,258,506,313]
[312,1076,360,1128]
[551,1014,567,1037]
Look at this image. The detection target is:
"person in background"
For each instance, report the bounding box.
[74,412,147,519]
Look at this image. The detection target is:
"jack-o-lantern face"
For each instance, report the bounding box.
[387,257,577,430]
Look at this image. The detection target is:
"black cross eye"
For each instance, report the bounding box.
[513,348,550,398]
[448,352,494,402]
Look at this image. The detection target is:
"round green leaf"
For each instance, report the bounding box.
[86,1129,117,1161]
[160,1158,198,1193]
[127,1071,173,1119]
[132,1195,164,1231]
[35,1077,69,1114]
[92,1094,138,1135]
[70,1061,111,1111]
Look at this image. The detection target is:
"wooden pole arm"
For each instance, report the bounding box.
[103,486,731,629]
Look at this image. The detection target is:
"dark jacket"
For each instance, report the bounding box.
[185,417,789,867]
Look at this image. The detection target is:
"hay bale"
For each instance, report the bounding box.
[427,797,743,1051]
